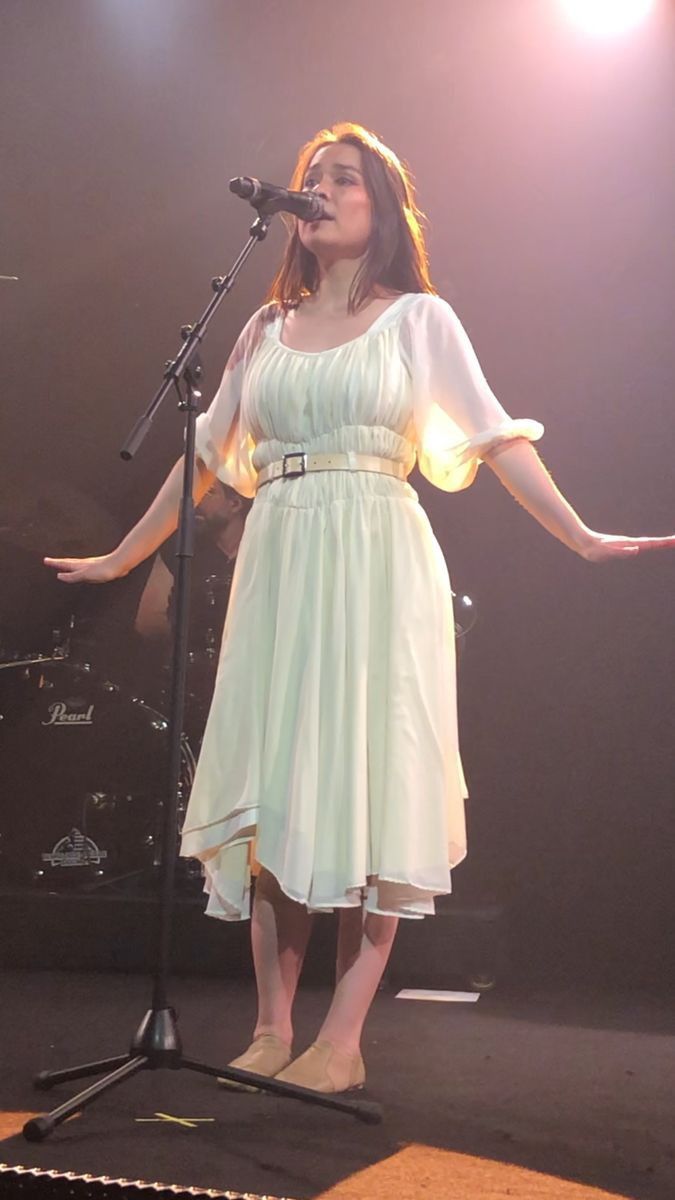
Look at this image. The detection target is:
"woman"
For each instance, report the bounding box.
[45,122,674,1095]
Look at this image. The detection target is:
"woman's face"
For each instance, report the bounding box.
[298,142,372,263]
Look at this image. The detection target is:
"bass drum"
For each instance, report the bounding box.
[0,659,198,893]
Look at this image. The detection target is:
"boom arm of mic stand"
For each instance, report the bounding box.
[120,210,273,463]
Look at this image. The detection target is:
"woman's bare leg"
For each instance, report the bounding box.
[250,867,314,1046]
[316,904,399,1056]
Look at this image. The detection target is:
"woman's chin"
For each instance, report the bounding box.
[302,232,368,261]
[302,222,337,241]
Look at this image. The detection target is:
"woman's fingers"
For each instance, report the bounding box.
[44,556,88,581]
[617,534,675,553]
[43,555,115,583]
[584,533,675,562]
[44,557,83,571]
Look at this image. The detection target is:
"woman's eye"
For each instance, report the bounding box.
[303,176,354,189]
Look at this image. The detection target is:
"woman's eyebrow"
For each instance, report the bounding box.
[304,162,363,178]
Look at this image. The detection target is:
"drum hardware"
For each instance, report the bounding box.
[78,732,200,894]
[453,591,477,639]
[0,612,76,672]
[51,612,76,660]
[0,652,62,672]
[158,567,234,739]
[195,571,230,662]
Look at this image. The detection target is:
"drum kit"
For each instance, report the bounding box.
[0,562,232,898]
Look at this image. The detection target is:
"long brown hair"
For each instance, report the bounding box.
[265,122,436,314]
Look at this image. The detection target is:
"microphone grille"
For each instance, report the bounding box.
[229,176,255,199]
[305,192,325,220]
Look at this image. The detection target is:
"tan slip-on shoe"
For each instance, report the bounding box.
[217,1033,292,1092]
[274,1040,365,1094]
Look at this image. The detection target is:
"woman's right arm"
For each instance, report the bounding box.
[44,455,215,583]
[46,304,268,584]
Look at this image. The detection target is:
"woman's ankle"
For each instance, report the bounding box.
[253,1022,293,1047]
[315,1029,362,1058]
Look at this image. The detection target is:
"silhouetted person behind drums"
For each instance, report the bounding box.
[133,481,251,734]
[135,480,250,642]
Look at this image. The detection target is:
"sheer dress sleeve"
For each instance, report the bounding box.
[194,307,271,499]
[401,294,544,492]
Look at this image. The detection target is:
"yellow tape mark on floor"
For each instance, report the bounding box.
[135,1112,216,1129]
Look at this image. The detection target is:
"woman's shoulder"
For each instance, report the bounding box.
[247,301,283,329]
[222,303,281,374]
[400,291,452,317]
[237,302,282,348]
[395,291,458,335]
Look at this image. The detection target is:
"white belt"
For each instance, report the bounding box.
[256,450,409,490]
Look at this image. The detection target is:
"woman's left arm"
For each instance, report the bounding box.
[483,438,675,562]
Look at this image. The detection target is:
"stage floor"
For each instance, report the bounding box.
[1,969,674,1200]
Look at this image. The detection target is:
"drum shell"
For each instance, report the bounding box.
[0,660,195,890]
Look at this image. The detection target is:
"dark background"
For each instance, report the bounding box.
[1,0,673,983]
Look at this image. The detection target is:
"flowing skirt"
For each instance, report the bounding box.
[180,465,467,920]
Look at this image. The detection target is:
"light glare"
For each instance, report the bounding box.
[560,0,655,36]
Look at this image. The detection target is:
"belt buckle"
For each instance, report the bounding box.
[282,451,307,479]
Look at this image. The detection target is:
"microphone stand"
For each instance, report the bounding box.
[24,203,382,1141]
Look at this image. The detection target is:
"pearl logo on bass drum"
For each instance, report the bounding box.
[41,701,94,726]
[42,828,108,869]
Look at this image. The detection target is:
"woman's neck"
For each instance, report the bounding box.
[308,256,365,314]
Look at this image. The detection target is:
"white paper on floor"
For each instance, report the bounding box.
[395,988,480,1002]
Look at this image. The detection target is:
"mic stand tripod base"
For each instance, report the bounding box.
[24,1005,382,1141]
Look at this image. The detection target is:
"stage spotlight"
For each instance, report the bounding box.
[559,0,655,36]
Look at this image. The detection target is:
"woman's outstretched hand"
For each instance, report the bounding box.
[579,531,675,563]
[43,553,126,584]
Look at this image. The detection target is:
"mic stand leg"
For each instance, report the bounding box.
[24,215,382,1143]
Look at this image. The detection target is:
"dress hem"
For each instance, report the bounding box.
[183,818,464,922]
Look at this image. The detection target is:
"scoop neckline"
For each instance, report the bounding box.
[271,293,411,356]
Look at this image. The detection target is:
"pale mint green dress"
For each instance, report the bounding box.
[180,293,543,920]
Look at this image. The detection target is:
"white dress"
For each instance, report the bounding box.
[179,292,543,920]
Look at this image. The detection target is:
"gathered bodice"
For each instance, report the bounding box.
[243,299,420,507]
[195,292,544,500]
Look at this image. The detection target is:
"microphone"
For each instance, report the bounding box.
[229,177,328,221]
